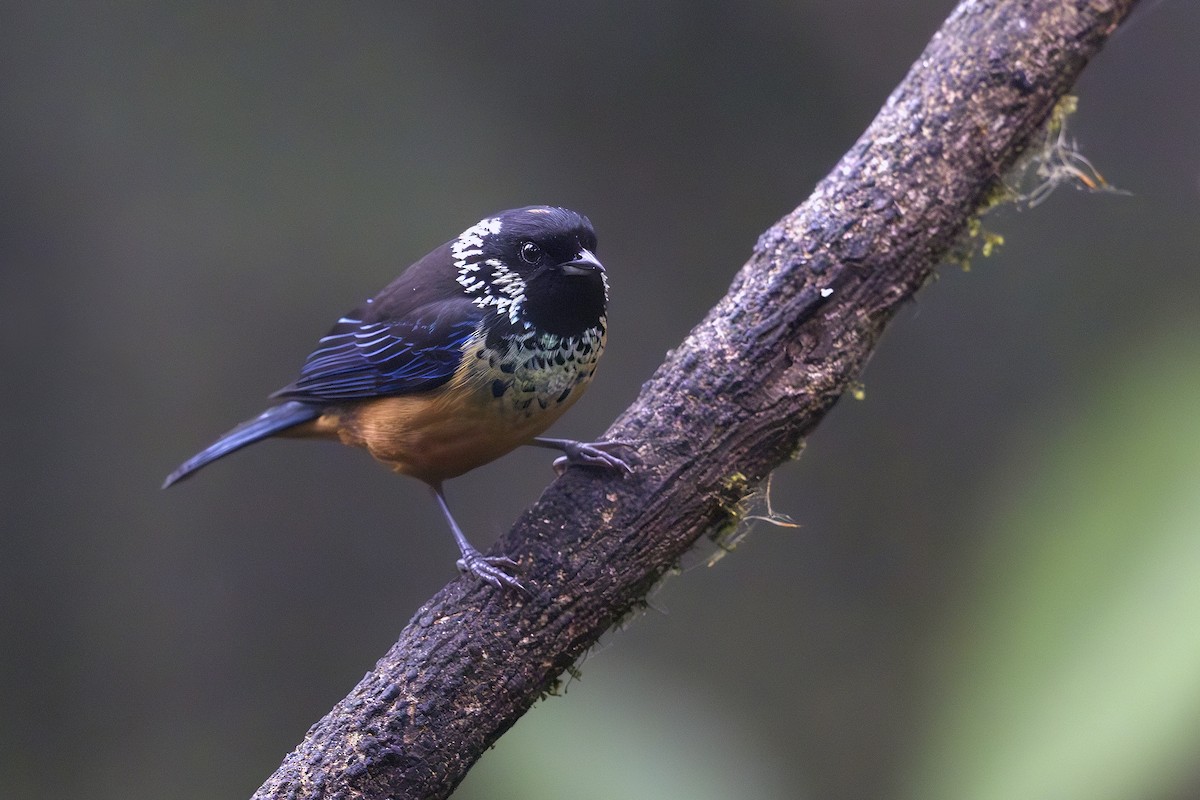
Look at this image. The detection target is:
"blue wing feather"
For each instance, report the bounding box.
[272,299,483,402]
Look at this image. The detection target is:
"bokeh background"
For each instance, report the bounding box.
[3,2,1200,799]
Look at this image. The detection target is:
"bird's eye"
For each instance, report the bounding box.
[519,242,543,264]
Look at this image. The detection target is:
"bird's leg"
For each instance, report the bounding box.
[529,437,638,477]
[428,483,526,593]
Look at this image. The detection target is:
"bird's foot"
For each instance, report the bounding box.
[456,549,527,594]
[537,438,638,477]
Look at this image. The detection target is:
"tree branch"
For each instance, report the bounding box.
[251,1,1138,797]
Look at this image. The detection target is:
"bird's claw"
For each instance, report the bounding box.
[551,439,639,477]
[456,551,528,594]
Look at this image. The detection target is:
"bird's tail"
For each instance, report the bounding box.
[162,400,321,488]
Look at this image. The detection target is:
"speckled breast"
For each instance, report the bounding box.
[465,323,607,421]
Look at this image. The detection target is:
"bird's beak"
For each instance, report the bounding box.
[560,248,604,276]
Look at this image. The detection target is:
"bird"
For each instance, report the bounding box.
[163,206,632,591]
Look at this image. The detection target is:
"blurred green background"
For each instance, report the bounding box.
[3,2,1199,799]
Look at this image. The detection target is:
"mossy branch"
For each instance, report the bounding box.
[250,1,1139,798]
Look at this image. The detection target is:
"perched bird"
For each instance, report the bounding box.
[164,206,631,590]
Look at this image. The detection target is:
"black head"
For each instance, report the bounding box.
[452,206,607,337]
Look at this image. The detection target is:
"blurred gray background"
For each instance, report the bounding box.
[4,2,1200,799]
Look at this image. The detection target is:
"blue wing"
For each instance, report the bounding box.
[272,299,484,402]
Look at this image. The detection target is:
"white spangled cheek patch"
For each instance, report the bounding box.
[452,216,529,324]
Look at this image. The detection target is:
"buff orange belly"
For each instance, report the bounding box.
[292,386,582,484]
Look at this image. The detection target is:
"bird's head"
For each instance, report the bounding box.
[452,206,607,336]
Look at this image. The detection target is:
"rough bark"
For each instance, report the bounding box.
[251,1,1138,797]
